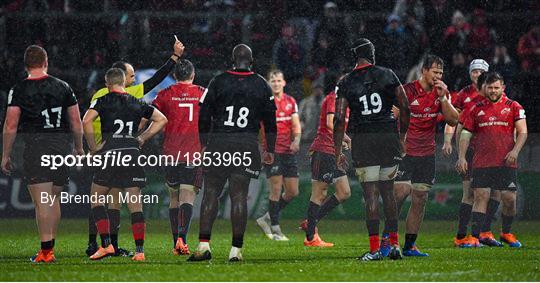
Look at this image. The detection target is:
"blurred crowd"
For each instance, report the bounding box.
[1,0,540,140]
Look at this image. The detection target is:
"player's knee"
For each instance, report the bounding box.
[412,190,428,205]
[285,187,299,199]
[336,188,351,201]
[474,188,490,202]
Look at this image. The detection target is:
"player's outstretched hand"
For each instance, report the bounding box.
[442,142,452,157]
[505,150,519,166]
[263,152,274,165]
[456,157,467,174]
[1,157,12,176]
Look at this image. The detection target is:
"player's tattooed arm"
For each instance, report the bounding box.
[67,104,84,155]
[82,109,101,153]
[395,84,410,152]
[505,119,528,166]
[1,106,21,175]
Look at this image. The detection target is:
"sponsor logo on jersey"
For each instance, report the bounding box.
[411,99,419,106]
[501,107,511,115]
[489,116,497,121]
[477,110,485,116]
[285,103,292,111]
[508,182,516,188]
[424,107,431,112]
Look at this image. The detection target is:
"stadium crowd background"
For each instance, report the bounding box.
[1,0,540,216]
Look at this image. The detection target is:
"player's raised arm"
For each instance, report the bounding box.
[395,84,410,151]
[141,38,185,93]
[1,105,21,175]
[435,80,459,126]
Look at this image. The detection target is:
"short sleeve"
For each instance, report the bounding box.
[152,90,166,112]
[453,90,464,110]
[325,93,336,115]
[387,69,401,90]
[141,103,155,119]
[462,106,476,132]
[7,87,19,107]
[290,97,298,114]
[89,97,103,113]
[512,102,526,121]
[64,84,78,107]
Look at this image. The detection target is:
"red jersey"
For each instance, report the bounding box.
[403,80,445,156]
[462,96,525,169]
[152,82,205,161]
[310,92,349,155]
[273,93,298,154]
[453,84,481,112]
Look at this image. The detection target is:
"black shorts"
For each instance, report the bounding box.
[204,142,261,179]
[165,163,203,189]
[310,151,346,184]
[460,148,474,181]
[395,155,436,187]
[23,148,69,186]
[351,132,401,168]
[264,153,299,178]
[93,149,146,188]
[471,167,517,191]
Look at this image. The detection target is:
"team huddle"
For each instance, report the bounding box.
[1,36,527,263]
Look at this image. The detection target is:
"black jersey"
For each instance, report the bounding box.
[335,64,401,133]
[7,75,78,153]
[89,91,154,151]
[199,69,277,151]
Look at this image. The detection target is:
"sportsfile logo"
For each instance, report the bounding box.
[40,151,253,170]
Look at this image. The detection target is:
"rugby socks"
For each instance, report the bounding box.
[306,201,320,241]
[131,212,145,253]
[457,203,473,239]
[385,219,399,246]
[169,207,179,246]
[88,213,97,244]
[178,203,193,243]
[109,208,120,250]
[41,240,54,253]
[502,214,514,234]
[471,212,486,239]
[404,234,417,250]
[232,235,244,248]
[92,206,111,248]
[482,199,500,232]
[278,195,290,210]
[366,219,380,252]
[268,200,280,226]
[317,195,340,221]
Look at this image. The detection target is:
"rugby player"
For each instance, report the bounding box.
[448,61,505,247]
[300,84,351,247]
[393,55,459,257]
[83,68,167,261]
[188,44,277,262]
[152,59,205,255]
[86,38,184,257]
[333,38,410,261]
[457,72,526,248]
[2,45,84,263]
[256,69,301,241]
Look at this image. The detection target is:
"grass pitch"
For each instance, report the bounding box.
[0,219,539,281]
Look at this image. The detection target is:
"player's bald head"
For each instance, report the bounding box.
[105,68,126,87]
[232,44,253,66]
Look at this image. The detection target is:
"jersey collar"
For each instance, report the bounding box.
[227,69,254,76]
[26,74,49,81]
[353,63,373,71]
